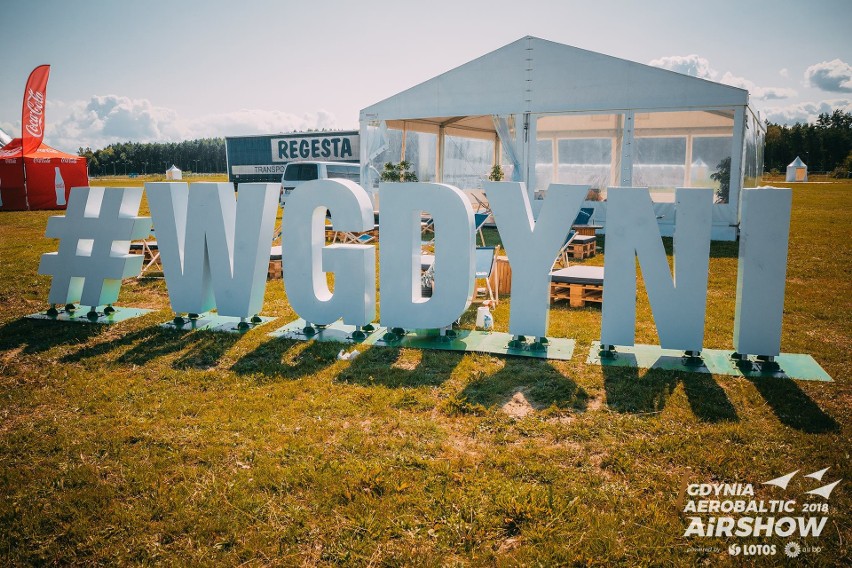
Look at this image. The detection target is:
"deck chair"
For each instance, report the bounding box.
[420,215,435,246]
[553,229,579,269]
[468,190,491,215]
[330,222,378,245]
[473,246,498,304]
[130,227,162,278]
[573,207,594,226]
[474,212,489,247]
[420,254,435,298]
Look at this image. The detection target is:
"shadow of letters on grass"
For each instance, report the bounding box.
[458,359,589,413]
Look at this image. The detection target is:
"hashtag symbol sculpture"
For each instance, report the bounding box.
[38,186,152,309]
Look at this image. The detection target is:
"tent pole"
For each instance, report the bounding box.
[22,159,30,210]
[437,126,445,183]
[619,111,635,187]
[400,122,407,163]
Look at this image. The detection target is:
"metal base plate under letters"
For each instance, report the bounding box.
[271,319,575,360]
[161,313,275,333]
[27,306,152,324]
[587,342,832,381]
[269,319,383,343]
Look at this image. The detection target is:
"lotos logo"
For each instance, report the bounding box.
[24,88,46,138]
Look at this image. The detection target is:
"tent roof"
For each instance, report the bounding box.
[0,137,83,160]
[167,164,181,171]
[788,156,806,167]
[361,36,749,124]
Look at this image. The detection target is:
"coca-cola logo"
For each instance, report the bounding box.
[33,158,51,164]
[24,88,45,138]
[61,158,76,164]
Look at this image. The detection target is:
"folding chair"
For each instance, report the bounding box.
[473,246,498,304]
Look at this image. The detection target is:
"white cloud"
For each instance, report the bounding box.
[650,56,796,100]
[720,72,797,100]
[761,99,852,125]
[183,108,339,140]
[43,94,341,151]
[804,59,852,92]
[0,121,17,141]
[648,54,717,80]
[779,68,789,78]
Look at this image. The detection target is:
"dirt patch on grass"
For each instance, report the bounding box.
[501,389,541,419]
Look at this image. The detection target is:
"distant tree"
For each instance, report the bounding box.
[764,111,851,173]
[78,138,226,176]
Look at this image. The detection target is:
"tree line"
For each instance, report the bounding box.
[77,138,226,176]
[764,110,852,176]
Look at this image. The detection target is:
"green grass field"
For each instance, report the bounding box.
[0,178,849,566]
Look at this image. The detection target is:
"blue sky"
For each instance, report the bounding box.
[1,0,850,151]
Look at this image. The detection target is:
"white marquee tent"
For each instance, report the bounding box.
[786,156,807,182]
[166,164,182,180]
[359,36,765,240]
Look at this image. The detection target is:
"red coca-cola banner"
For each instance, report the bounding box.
[21,65,50,155]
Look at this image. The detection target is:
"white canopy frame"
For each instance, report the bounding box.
[360,36,764,240]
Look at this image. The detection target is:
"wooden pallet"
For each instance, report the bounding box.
[550,281,603,307]
[490,256,512,295]
[567,236,596,259]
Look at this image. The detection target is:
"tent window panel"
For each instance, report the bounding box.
[443,135,493,190]
[534,113,623,199]
[535,139,554,192]
[367,128,403,178]
[633,137,686,200]
[631,109,737,201]
[404,131,437,182]
[556,138,612,194]
[691,136,733,197]
[743,111,763,189]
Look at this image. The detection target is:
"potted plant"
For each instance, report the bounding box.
[380,161,418,182]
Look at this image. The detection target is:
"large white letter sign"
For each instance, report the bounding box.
[282,178,376,327]
[146,182,279,317]
[484,181,588,338]
[379,182,474,330]
[733,187,792,357]
[39,186,151,306]
[600,187,713,351]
